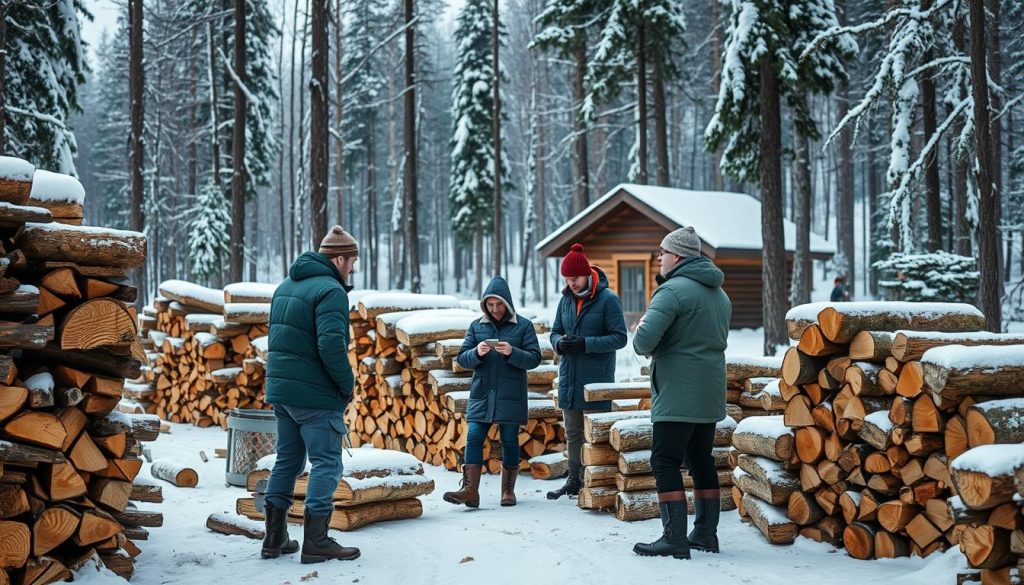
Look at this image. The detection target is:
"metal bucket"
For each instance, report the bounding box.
[225,408,277,487]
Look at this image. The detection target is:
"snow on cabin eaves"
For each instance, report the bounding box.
[29,169,85,203]
[536,183,835,255]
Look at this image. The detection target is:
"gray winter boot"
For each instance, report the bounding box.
[633,492,690,559]
[688,493,721,553]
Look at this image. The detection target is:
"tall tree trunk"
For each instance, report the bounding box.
[540,52,550,306]
[368,113,379,290]
[759,56,787,355]
[836,90,855,289]
[405,0,421,292]
[296,1,311,252]
[0,3,7,154]
[711,0,724,191]
[129,0,145,303]
[920,50,942,251]
[278,2,289,274]
[968,0,1002,332]
[634,23,648,185]
[333,0,344,227]
[791,120,812,306]
[571,40,589,214]
[474,220,483,296]
[952,19,971,257]
[985,0,1003,283]
[491,0,503,277]
[207,22,223,191]
[229,0,247,283]
[310,0,329,244]
[652,56,668,186]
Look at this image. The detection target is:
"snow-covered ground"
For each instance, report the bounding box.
[115,423,966,585]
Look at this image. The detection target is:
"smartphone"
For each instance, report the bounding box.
[485,339,499,348]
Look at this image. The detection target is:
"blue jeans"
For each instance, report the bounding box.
[264,404,346,516]
[464,421,520,467]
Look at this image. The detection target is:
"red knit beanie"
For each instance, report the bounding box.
[560,243,591,277]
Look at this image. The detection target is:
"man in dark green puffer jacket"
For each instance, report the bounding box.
[632,226,731,560]
[261,225,361,565]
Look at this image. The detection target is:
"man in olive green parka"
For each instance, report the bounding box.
[632,226,731,560]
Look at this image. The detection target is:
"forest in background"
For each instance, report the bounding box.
[2,0,1022,355]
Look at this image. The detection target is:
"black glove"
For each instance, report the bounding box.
[558,335,586,355]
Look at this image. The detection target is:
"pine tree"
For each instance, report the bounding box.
[2,0,89,172]
[580,0,686,183]
[705,0,855,355]
[448,0,511,247]
[188,179,232,281]
[90,23,131,229]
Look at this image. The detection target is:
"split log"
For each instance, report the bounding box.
[797,325,845,357]
[149,459,198,488]
[960,525,1015,570]
[921,345,1024,399]
[726,356,783,386]
[17,223,146,268]
[966,398,1024,447]
[577,486,618,510]
[842,521,876,560]
[334,475,434,506]
[0,520,30,568]
[732,460,799,506]
[583,381,650,402]
[817,302,986,344]
[583,410,650,445]
[952,445,1024,510]
[732,416,794,461]
[892,331,1024,362]
[782,348,829,386]
[529,453,568,480]
[848,331,896,362]
[205,513,264,540]
[741,492,796,545]
[32,505,80,556]
[787,491,825,525]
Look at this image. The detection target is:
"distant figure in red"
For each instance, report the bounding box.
[830,276,850,302]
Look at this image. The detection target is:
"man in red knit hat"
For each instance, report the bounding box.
[547,243,627,500]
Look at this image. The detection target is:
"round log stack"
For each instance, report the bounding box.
[142,280,271,428]
[730,300,1024,574]
[0,158,165,582]
[342,292,564,474]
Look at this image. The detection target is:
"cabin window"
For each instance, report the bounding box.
[619,262,647,314]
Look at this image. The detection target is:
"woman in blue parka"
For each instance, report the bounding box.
[443,276,542,508]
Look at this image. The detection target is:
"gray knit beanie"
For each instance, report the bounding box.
[660,226,702,258]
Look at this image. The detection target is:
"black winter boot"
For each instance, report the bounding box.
[261,503,299,559]
[688,494,721,553]
[301,512,361,564]
[633,493,690,559]
[546,466,582,500]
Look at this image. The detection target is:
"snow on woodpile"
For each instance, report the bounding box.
[734,415,791,438]
[727,355,784,369]
[816,301,985,320]
[159,279,225,311]
[347,289,378,308]
[921,344,1024,370]
[25,372,54,393]
[0,155,34,181]
[24,221,141,238]
[611,417,653,435]
[0,201,50,216]
[951,444,1024,477]
[785,302,839,322]
[28,168,85,203]
[184,314,222,327]
[393,310,479,335]
[358,292,462,314]
[255,446,424,476]
[864,410,895,433]
[223,282,279,303]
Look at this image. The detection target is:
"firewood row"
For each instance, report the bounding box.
[236,447,434,531]
[140,280,271,428]
[732,300,1024,571]
[341,291,564,474]
[0,156,164,582]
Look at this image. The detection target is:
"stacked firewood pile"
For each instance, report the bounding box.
[236,448,434,531]
[343,292,564,473]
[142,280,273,427]
[729,301,1024,564]
[573,357,774,521]
[0,156,164,581]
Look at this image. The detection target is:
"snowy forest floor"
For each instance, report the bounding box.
[98,421,966,585]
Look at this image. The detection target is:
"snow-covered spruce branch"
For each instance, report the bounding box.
[215,46,267,131]
[800,0,952,61]
[905,55,970,79]
[886,96,972,240]
[339,16,420,88]
[6,105,71,132]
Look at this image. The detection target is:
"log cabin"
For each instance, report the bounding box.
[536,184,834,329]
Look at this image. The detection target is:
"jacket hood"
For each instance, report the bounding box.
[662,256,724,288]
[289,252,343,284]
[562,265,610,297]
[480,276,517,324]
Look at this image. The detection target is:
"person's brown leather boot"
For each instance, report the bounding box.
[500,466,518,506]
[443,464,482,508]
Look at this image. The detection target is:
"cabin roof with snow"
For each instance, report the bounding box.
[536,184,835,259]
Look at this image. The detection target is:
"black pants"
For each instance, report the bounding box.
[651,421,719,494]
